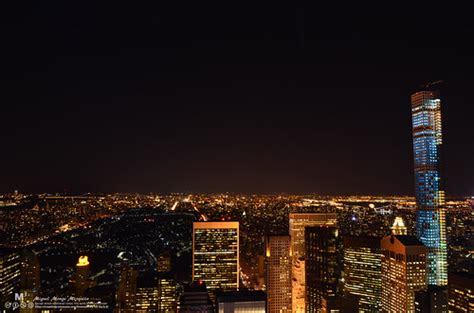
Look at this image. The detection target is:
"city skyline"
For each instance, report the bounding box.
[1,3,474,196]
[1,4,474,312]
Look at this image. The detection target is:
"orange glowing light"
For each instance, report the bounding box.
[77,256,90,267]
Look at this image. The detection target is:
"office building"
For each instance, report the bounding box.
[305,225,339,313]
[448,272,474,313]
[157,273,177,312]
[343,236,382,312]
[381,235,427,312]
[411,87,448,286]
[216,290,266,313]
[0,249,21,304]
[289,213,337,313]
[192,221,239,298]
[265,235,291,313]
[136,273,159,313]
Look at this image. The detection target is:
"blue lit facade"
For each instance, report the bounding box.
[411,90,448,286]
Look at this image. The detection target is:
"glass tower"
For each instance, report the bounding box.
[305,226,339,313]
[411,88,448,286]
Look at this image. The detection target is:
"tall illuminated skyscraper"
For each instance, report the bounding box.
[289,213,337,313]
[192,222,239,298]
[411,86,448,286]
[265,235,292,313]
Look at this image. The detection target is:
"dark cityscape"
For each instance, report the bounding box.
[1,3,473,313]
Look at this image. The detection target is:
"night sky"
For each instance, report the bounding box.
[1,3,473,195]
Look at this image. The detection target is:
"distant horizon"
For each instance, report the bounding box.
[2,191,473,199]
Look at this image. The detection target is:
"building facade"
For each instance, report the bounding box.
[157,273,177,312]
[411,88,448,286]
[305,226,339,313]
[265,235,292,313]
[289,213,337,313]
[192,221,239,298]
[343,236,382,312]
[0,250,21,304]
[135,286,159,312]
[448,272,474,313]
[381,235,427,313]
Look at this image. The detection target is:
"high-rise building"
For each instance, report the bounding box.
[265,235,292,313]
[448,272,474,313]
[381,235,427,312]
[179,281,214,313]
[343,236,382,312]
[192,221,239,299]
[157,273,177,312]
[305,225,339,313]
[216,290,267,313]
[71,255,96,297]
[391,217,408,235]
[289,213,337,313]
[411,87,448,286]
[0,249,21,304]
[115,266,138,312]
[136,287,159,312]
[136,273,159,313]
